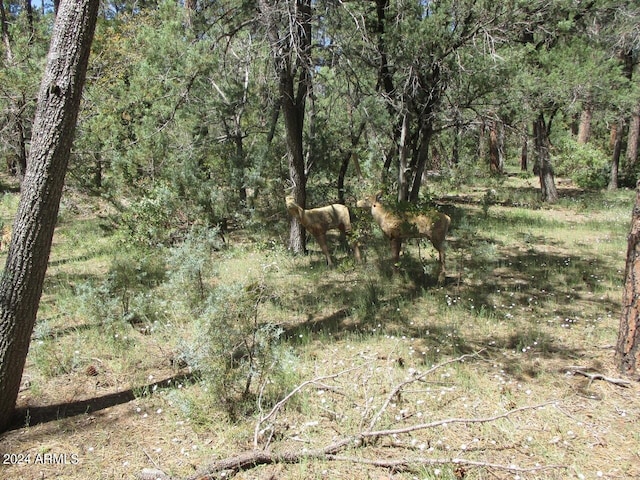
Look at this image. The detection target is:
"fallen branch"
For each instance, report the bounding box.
[253,366,362,448]
[326,454,566,475]
[178,401,558,480]
[567,367,631,388]
[368,350,485,430]
[363,401,556,439]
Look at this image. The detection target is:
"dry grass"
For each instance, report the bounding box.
[1,177,639,480]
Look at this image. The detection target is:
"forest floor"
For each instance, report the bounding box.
[0,174,639,480]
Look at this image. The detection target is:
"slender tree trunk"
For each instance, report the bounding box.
[337,119,365,204]
[398,109,409,202]
[616,180,640,377]
[452,116,461,166]
[0,0,99,432]
[520,128,528,171]
[259,0,312,254]
[609,118,626,190]
[534,113,558,203]
[477,121,486,164]
[489,120,504,174]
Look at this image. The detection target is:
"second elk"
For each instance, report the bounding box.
[357,195,451,283]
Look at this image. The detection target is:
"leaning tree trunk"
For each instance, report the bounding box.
[0,0,98,432]
[534,113,558,203]
[616,180,640,377]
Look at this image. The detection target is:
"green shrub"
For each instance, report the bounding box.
[175,280,299,420]
[76,249,166,325]
[554,137,609,189]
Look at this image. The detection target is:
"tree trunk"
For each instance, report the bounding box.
[259,0,312,254]
[520,127,528,171]
[0,0,98,432]
[337,119,365,204]
[489,120,504,174]
[577,100,592,144]
[626,102,639,170]
[398,110,409,202]
[616,180,640,377]
[409,121,433,203]
[609,118,626,190]
[534,113,558,203]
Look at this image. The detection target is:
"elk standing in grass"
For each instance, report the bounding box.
[357,194,450,283]
[285,196,361,266]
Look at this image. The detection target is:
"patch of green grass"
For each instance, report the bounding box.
[4,180,637,480]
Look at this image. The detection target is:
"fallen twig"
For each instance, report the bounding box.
[253,365,362,448]
[325,454,566,475]
[368,349,485,430]
[567,367,631,388]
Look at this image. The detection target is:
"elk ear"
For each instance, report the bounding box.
[375,192,383,202]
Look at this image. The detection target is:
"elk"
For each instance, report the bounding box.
[357,194,450,283]
[285,195,361,266]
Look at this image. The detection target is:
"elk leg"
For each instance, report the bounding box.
[437,248,446,284]
[391,238,402,265]
[316,233,333,266]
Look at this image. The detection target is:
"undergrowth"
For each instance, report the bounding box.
[0,176,636,480]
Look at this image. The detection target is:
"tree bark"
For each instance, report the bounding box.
[616,180,640,377]
[520,127,528,171]
[533,113,558,203]
[398,109,410,202]
[609,118,626,190]
[489,120,504,174]
[409,122,433,203]
[0,0,99,432]
[627,103,640,169]
[259,0,311,254]
[577,100,592,144]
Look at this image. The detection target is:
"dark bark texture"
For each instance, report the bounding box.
[0,0,99,432]
[616,180,640,377]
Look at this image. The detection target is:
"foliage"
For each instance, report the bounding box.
[554,136,610,189]
[176,280,299,420]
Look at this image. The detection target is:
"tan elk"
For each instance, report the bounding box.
[357,194,450,283]
[285,195,361,266]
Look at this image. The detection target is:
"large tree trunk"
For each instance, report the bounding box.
[534,113,558,203]
[616,180,640,377]
[0,0,98,432]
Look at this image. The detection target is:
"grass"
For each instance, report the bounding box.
[0,175,638,480]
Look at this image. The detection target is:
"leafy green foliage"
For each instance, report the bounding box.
[554,136,610,189]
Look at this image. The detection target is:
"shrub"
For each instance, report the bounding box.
[554,137,609,189]
[175,280,299,420]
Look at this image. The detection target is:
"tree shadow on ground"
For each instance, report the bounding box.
[6,372,196,432]
[281,197,621,376]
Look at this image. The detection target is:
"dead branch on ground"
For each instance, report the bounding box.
[140,352,567,480]
[566,366,631,387]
